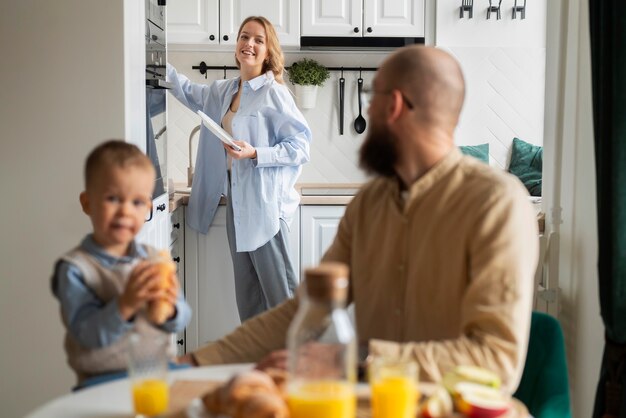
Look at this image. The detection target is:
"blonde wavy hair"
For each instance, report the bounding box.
[234,16,285,84]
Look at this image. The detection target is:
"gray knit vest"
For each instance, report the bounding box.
[59,246,175,384]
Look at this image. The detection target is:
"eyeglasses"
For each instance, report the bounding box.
[360,87,414,110]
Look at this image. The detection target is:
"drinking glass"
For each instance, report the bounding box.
[128,332,170,417]
[369,358,420,418]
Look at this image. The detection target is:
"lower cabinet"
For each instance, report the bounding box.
[185,206,241,351]
[300,205,346,275]
[184,204,344,352]
[136,193,171,250]
[170,206,186,356]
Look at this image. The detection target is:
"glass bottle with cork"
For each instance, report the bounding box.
[286,262,357,418]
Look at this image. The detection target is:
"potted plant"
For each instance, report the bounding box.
[287,58,330,109]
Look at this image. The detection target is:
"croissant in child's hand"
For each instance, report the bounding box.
[147,250,176,324]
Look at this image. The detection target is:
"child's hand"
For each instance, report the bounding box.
[118,261,162,321]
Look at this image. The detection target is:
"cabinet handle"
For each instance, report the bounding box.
[156,203,166,212]
[177,339,184,345]
[151,34,158,41]
[209,34,215,41]
[353,27,359,33]
[173,222,181,229]
[173,256,181,263]
[223,35,229,41]
[367,27,373,33]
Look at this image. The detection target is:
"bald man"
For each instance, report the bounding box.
[182,46,538,394]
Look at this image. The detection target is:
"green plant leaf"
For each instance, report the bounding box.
[287,58,330,86]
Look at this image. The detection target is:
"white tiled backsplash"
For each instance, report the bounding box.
[167,46,545,185]
[167,50,387,185]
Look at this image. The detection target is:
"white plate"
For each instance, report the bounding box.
[197,110,242,152]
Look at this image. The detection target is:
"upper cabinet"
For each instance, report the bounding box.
[301,0,424,37]
[168,0,300,46]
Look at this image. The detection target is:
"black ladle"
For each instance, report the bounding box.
[339,68,345,135]
[354,72,366,134]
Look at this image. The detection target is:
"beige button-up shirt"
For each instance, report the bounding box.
[193,149,539,393]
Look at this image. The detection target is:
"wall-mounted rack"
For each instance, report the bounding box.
[512,0,526,19]
[487,0,503,20]
[192,62,378,79]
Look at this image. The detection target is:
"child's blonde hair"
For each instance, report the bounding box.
[84,140,154,189]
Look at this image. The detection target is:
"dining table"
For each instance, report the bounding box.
[26,363,530,418]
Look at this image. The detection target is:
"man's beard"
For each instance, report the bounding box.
[358,121,399,178]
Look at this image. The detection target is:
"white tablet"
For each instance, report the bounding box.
[197,109,242,152]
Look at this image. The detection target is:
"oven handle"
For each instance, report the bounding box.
[146,79,172,89]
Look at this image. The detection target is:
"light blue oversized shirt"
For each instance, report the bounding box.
[167,64,312,252]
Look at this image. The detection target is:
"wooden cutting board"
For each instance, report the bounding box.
[164,380,528,418]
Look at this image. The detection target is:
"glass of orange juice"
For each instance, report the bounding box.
[128,333,169,417]
[288,380,356,418]
[369,358,419,418]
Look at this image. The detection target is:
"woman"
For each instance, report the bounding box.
[167,16,311,322]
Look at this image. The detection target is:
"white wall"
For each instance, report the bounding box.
[553,0,604,416]
[1,1,143,416]
[435,0,547,169]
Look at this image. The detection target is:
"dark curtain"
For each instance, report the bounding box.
[589,1,626,417]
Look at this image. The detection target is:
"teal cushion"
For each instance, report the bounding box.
[459,143,489,164]
[508,137,543,196]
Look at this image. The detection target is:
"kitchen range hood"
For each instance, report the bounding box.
[300,36,424,49]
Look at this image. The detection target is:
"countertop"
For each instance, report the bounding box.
[169,182,545,233]
[169,183,361,212]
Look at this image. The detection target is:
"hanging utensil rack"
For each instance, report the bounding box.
[191,62,378,78]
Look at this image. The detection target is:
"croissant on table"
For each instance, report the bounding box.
[201,370,289,418]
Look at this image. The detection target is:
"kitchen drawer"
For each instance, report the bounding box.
[170,207,183,246]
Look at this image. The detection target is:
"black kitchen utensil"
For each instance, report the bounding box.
[339,68,345,135]
[354,74,366,134]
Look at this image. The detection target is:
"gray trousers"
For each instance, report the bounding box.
[225,190,297,322]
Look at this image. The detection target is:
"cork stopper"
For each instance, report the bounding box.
[304,262,350,302]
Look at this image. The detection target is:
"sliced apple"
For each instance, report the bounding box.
[453,382,510,418]
[419,386,453,418]
[442,365,501,394]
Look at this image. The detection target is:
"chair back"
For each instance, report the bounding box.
[514,311,572,418]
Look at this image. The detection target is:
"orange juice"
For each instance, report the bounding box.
[371,376,419,418]
[132,378,169,416]
[288,381,356,418]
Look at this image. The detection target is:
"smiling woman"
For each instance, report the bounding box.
[167,16,312,324]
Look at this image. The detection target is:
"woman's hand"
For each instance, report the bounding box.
[223,140,257,160]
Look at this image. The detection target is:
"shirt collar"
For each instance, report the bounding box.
[388,147,463,210]
[80,234,148,267]
[243,71,275,91]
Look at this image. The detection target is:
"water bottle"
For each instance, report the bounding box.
[286,262,357,418]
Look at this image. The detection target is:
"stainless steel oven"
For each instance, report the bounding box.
[145,0,170,199]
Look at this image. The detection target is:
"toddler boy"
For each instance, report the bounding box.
[51,140,191,387]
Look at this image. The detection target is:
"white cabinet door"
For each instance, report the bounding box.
[221,0,300,46]
[301,0,362,37]
[302,0,423,37]
[363,0,424,37]
[168,0,219,45]
[169,0,299,46]
[137,193,171,250]
[300,206,346,275]
[184,206,240,351]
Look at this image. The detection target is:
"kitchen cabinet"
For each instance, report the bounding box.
[136,193,171,250]
[185,206,240,351]
[168,0,300,46]
[170,206,186,356]
[301,0,424,38]
[184,204,301,350]
[300,205,346,274]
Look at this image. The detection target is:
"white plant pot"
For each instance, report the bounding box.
[294,84,318,109]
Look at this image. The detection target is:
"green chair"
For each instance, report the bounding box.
[514,311,572,418]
